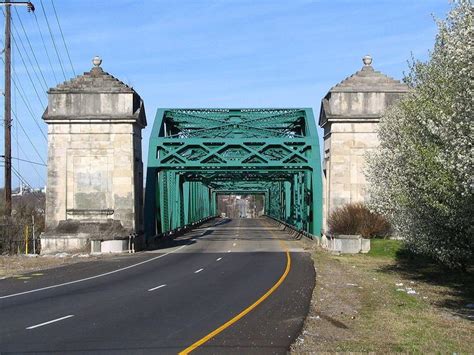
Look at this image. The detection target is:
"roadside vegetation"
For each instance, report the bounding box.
[291,240,474,353]
[0,189,45,255]
[328,203,391,238]
[297,4,474,351]
[0,254,101,280]
[365,0,473,270]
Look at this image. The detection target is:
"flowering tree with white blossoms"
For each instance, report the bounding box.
[366,0,473,269]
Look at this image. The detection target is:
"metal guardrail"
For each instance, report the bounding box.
[147,215,218,248]
[264,215,320,241]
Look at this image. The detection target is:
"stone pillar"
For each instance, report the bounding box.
[319,56,409,232]
[41,57,147,253]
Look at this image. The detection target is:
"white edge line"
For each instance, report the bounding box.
[26,315,74,330]
[194,268,204,274]
[148,284,167,292]
[216,257,222,261]
[0,244,188,300]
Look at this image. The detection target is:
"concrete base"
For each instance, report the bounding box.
[100,240,129,253]
[41,219,133,254]
[326,234,371,254]
[40,234,89,254]
[361,239,370,253]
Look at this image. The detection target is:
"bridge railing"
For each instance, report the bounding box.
[264,215,320,242]
[146,215,217,248]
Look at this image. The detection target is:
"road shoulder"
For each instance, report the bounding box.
[291,246,474,353]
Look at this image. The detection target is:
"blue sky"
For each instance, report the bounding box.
[0,0,451,188]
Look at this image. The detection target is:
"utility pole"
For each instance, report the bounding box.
[4,3,11,217]
[0,1,34,217]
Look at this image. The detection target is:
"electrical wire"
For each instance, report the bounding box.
[11,20,48,92]
[50,0,75,76]
[0,4,48,190]
[10,33,47,108]
[11,137,46,186]
[0,51,48,141]
[11,109,46,165]
[11,166,44,200]
[1,155,47,167]
[11,75,47,141]
[39,0,66,81]
[32,11,58,84]
[0,164,45,199]
[13,7,50,88]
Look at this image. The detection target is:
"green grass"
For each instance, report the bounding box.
[368,239,403,258]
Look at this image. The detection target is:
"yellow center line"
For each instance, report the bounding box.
[179,219,291,354]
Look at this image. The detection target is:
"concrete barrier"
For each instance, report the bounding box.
[326,234,371,254]
[100,240,129,253]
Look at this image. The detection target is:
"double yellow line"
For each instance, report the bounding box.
[179,222,291,354]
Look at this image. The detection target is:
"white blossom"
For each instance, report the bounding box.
[365,0,473,269]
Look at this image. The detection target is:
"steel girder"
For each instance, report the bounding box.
[144,108,322,239]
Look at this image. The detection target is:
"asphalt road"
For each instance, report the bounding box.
[0,218,315,354]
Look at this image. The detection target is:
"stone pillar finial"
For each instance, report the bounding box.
[92,56,102,67]
[362,55,372,66]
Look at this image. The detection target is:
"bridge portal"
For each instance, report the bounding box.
[144,108,322,240]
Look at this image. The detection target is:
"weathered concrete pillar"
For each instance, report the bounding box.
[319,56,409,232]
[41,57,147,253]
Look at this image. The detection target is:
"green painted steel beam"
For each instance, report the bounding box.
[144,108,322,240]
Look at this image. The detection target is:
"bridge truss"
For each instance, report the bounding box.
[144,108,322,238]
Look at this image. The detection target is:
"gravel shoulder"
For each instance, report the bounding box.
[291,241,474,353]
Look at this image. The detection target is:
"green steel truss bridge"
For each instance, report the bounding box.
[144,108,322,239]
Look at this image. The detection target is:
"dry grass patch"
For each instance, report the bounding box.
[0,254,101,279]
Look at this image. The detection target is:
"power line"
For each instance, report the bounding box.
[11,108,46,165]
[11,166,44,200]
[8,33,47,108]
[10,134,46,186]
[38,0,66,81]
[9,131,47,186]
[13,6,49,88]
[32,10,58,84]
[10,73,47,141]
[11,21,48,92]
[0,54,48,141]
[1,155,47,166]
[0,39,44,110]
[0,154,46,189]
[50,0,74,76]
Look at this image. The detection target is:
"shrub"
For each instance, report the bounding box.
[328,202,391,238]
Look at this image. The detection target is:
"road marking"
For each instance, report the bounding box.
[194,268,204,274]
[180,251,291,354]
[26,315,74,330]
[148,284,167,292]
[216,257,222,261]
[0,244,189,300]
